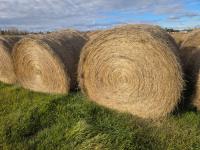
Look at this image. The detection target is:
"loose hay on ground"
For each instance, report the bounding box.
[0,36,22,84]
[12,30,87,94]
[78,24,184,119]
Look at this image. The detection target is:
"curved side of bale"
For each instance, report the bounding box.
[0,36,21,84]
[180,30,200,109]
[78,24,184,119]
[12,30,87,94]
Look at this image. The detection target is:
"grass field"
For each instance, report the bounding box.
[1,83,200,150]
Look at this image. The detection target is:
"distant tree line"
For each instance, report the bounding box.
[0,26,198,35]
[0,27,51,35]
[165,28,180,32]
[0,27,29,35]
[165,28,194,33]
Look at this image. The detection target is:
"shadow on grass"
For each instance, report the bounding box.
[0,90,166,149]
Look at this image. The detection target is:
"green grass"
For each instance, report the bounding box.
[1,83,200,150]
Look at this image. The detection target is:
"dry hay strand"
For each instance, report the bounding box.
[169,32,188,47]
[180,29,200,109]
[0,36,22,84]
[13,30,87,94]
[78,24,184,119]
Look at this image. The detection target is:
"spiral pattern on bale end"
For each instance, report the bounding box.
[12,30,87,94]
[78,24,184,119]
[0,36,21,84]
[180,30,200,109]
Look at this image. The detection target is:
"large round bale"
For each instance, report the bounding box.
[13,30,87,94]
[180,29,200,109]
[0,36,21,84]
[78,24,184,119]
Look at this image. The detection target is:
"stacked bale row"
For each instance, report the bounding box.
[4,24,200,119]
[0,36,22,84]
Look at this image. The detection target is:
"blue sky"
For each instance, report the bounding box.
[0,0,199,31]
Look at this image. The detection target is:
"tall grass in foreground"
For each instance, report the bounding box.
[0,83,200,150]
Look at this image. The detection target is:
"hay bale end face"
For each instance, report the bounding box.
[0,36,21,84]
[180,30,200,109]
[78,24,184,119]
[13,30,87,94]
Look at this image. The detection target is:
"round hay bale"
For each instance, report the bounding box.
[169,32,188,47]
[78,24,184,119]
[180,29,200,109]
[0,36,21,84]
[85,30,102,40]
[13,30,87,94]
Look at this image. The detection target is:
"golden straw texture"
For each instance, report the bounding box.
[0,36,21,84]
[78,24,184,119]
[13,30,87,94]
[180,29,200,109]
